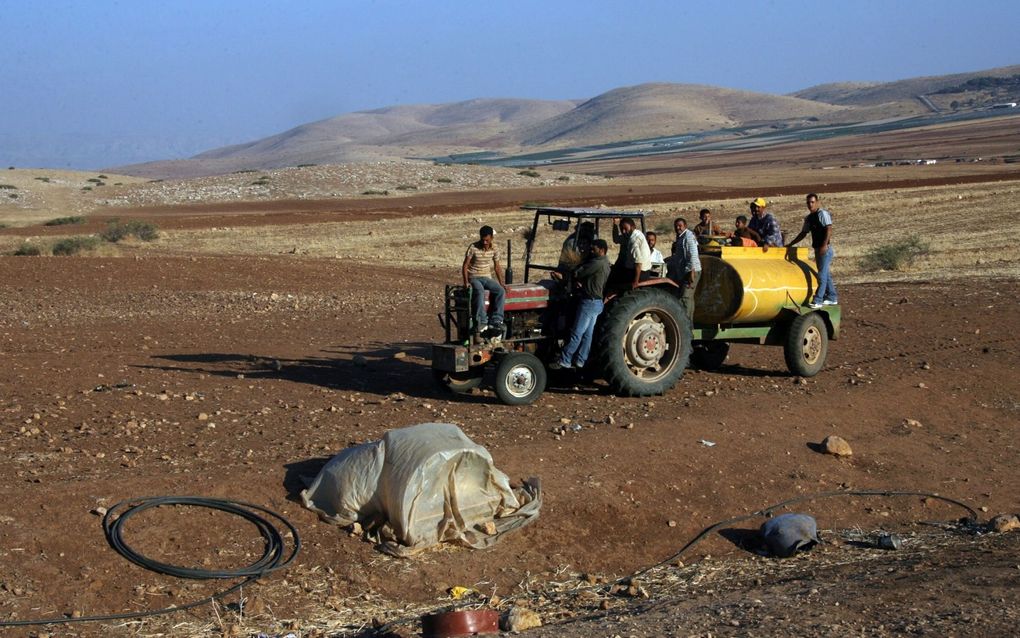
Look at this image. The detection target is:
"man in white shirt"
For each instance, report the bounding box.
[611,217,652,290]
[647,231,665,266]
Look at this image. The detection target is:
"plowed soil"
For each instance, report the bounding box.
[2,250,1019,636]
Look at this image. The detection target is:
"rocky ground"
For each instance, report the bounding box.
[0,251,1018,637]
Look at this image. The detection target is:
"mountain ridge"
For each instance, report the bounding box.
[111,64,1020,179]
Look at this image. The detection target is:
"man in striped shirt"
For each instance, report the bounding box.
[668,217,701,320]
[462,225,507,338]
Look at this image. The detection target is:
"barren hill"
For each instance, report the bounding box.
[792,63,1020,105]
[111,64,1020,179]
[113,86,850,178]
[512,83,845,147]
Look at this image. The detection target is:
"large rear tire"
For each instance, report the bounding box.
[494,352,547,405]
[595,288,692,397]
[432,368,484,394]
[784,312,828,377]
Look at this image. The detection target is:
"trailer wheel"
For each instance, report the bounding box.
[595,288,691,396]
[494,352,546,405]
[432,369,484,394]
[691,341,730,371]
[784,312,828,377]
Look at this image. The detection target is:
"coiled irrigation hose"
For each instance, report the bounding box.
[0,489,980,630]
[0,496,300,628]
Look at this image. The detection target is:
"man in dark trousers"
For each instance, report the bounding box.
[668,217,701,320]
[551,239,611,370]
[788,193,838,308]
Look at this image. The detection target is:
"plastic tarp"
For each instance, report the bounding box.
[300,423,542,556]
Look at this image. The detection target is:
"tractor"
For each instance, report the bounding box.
[431,206,840,405]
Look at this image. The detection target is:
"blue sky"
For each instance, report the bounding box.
[1,0,1018,169]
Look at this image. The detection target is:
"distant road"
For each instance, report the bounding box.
[916,94,940,113]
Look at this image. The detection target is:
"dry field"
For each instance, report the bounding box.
[1,129,1020,637]
[4,177,1018,285]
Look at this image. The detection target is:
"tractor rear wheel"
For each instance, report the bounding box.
[784,312,828,377]
[494,352,546,405]
[432,369,484,394]
[595,288,692,397]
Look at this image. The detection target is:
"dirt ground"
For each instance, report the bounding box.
[1,249,1019,636]
[2,121,1020,635]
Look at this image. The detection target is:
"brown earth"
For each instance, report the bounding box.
[1,250,1018,636]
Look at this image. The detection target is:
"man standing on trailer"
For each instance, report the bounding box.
[668,217,701,320]
[787,193,839,309]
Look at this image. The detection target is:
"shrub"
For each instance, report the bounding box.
[250,177,270,186]
[233,169,257,174]
[518,169,541,178]
[394,184,418,191]
[361,189,389,195]
[13,243,42,256]
[101,219,160,242]
[52,236,100,255]
[7,194,16,199]
[34,176,51,183]
[44,216,85,226]
[297,163,317,168]
[0,184,17,190]
[436,177,453,183]
[148,179,164,183]
[97,174,108,179]
[556,175,570,181]
[861,236,930,271]
[86,178,103,184]
[81,186,92,191]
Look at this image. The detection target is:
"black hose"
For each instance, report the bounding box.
[632,489,978,579]
[378,489,981,634]
[0,496,300,628]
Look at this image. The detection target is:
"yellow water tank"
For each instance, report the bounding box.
[694,246,819,324]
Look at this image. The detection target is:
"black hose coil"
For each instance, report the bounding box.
[103,495,301,580]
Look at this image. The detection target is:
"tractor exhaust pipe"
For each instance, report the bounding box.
[505,238,513,284]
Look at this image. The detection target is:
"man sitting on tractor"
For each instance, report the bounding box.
[462,225,507,342]
[610,216,652,290]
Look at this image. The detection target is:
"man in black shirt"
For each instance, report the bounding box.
[552,240,611,370]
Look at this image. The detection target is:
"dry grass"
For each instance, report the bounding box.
[91,525,986,637]
[144,180,1020,283]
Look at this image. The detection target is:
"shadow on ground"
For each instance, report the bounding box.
[134,341,466,399]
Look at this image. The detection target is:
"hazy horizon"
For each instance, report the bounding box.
[2,0,1018,170]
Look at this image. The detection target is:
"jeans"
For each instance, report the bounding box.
[813,246,838,304]
[469,277,505,330]
[559,298,604,367]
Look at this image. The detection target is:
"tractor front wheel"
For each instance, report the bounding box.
[494,352,547,405]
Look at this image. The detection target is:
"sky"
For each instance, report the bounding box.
[1,0,1018,170]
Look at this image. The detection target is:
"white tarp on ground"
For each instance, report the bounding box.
[300,422,542,556]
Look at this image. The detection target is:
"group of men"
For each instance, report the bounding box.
[460,193,838,366]
[683,195,838,307]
